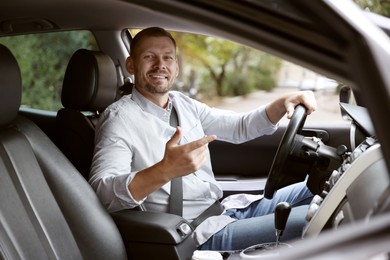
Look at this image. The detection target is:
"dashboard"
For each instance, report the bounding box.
[303,103,389,237]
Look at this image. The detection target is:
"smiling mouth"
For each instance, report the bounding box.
[149,74,168,79]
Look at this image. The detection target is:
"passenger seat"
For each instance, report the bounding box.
[0,44,127,259]
[56,49,118,179]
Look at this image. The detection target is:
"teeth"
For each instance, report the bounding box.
[149,75,166,79]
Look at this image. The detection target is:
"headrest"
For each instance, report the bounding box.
[61,49,118,112]
[0,44,22,127]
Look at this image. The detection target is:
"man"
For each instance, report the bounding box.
[89,27,317,251]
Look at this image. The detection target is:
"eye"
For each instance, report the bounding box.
[164,55,175,61]
[143,54,154,60]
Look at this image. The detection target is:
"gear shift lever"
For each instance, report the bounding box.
[239,202,292,259]
[275,202,291,247]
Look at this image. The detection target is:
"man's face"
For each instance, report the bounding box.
[127,36,179,96]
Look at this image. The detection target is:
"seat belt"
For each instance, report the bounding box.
[168,105,225,225]
[169,177,183,216]
[190,201,224,229]
[169,106,183,216]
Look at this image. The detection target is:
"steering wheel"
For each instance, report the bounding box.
[264,104,307,199]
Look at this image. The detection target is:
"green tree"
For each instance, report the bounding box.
[355,0,390,16]
[172,32,282,98]
[0,31,97,110]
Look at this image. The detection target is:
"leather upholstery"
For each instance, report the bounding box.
[57,49,118,179]
[0,44,127,259]
[0,44,21,127]
[61,49,118,112]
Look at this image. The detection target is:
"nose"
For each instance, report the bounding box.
[153,56,166,70]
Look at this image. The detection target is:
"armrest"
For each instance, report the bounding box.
[111,209,194,244]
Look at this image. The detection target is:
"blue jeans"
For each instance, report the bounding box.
[199,181,313,251]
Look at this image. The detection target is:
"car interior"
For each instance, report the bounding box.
[1,0,390,259]
[0,42,200,259]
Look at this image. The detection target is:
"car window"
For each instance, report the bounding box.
[0,31,98,111]
[129,29,344,124]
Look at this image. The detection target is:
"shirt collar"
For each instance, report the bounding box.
[131,87,173,123]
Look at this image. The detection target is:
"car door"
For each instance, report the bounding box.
[205,84,356,197]
[210,115,353,197]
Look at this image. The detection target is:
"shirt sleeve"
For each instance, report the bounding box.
[192,98,278,143]
[89,108,145,213]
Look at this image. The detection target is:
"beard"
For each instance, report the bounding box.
[144,82,171,94]
[141,69,173,94]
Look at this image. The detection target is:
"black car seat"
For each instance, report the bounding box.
[54,49,198,259]
[0,44,127,259]
[56,49,118,180]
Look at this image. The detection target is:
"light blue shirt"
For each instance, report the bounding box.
[89,87,277,245]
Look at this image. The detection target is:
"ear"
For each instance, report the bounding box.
[125,56,135,75]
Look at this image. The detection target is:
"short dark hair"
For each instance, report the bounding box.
[130,27,177,57]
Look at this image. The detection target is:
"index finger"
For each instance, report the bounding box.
[286,103,295,119]
[185,134,217,152]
